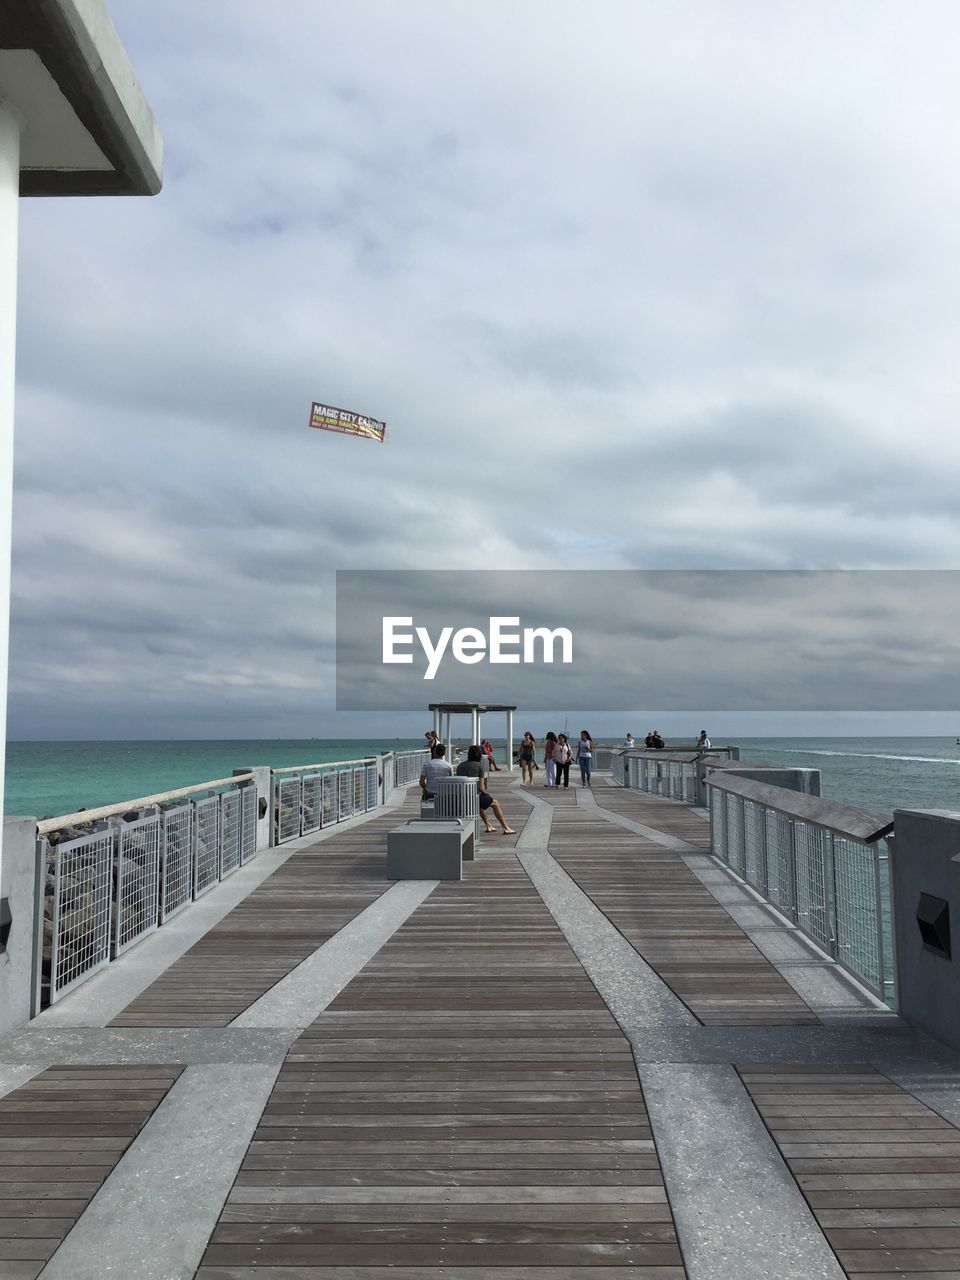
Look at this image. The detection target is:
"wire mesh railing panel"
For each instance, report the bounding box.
[338,769,354,820]
[394,751,429,786]
[48,831,114,1002]
[726,792,746,877]
[683,767,698,803]
[193,795,220,897]
[710,788,728,863]
[833,834,883,996]
[353,767,366,814]
[240,784,258,863]
[115,815,161,956]
[275,777,301,844]
[301,773,323,835]
[794,820,831,951]
[161,804,193,921]
[764,808,796,920]
[366,763,379,810]
[219,790,242,877]
[742,799,766,893]
[321,772,336,826]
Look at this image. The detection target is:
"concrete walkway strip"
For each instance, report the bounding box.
[878,1061,960,1127]
[40,1062,280,1280]
[232,879,437,1028]
[517,846,696,1028]
[514,788,554,848]
[0,1063,41,1099]
[639,1062,846,1280]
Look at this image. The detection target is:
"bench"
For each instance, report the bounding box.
[387,819,475,881]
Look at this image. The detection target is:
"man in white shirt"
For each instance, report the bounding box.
[624,733,635,750]
[696,730,711,750]
[420,744,454,797]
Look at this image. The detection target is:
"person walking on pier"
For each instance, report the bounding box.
[519,731,537,785]
[555,733,572,788]
[696,729,711,751]
[543,731,558,787]
[457,745,516,834]
[577,730,593,787]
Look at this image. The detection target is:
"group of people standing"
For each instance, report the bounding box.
[519,729,594,788]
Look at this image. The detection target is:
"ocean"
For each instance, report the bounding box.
[4,736,959,820]
[3,739,426,819]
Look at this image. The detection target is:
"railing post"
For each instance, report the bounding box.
[823,829,839,961]
[788,819,803,921]
[874,837,890,1005]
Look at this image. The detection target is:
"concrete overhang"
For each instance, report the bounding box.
[0,0,162,195]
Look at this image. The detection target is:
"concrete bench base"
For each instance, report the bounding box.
[387,820,475,880]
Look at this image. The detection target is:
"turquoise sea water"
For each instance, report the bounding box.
[4,736,959,820]
[733,737,960,815]
[3,739,425,819]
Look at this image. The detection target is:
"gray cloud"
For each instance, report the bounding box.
[9,0,960,737]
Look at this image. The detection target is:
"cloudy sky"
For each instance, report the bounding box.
[9,1,960,739]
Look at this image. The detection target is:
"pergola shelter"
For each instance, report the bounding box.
[428,702,517,771]
[0,0,161,1000]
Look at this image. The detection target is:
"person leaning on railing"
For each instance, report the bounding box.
[456,745,516,834]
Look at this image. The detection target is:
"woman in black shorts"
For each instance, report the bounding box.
[457,745,516,834]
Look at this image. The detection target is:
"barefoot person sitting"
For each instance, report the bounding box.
[456,745,516,834]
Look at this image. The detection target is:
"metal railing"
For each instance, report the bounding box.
[618,751,702,803]
[705,773,895,1004]
[38,774,258,1007]
[269,750,429,845]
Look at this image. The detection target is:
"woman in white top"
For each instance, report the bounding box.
[555,733,572,788]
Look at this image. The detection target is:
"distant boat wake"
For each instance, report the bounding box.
[792,749,960,766]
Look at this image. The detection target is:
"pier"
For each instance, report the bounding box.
[3,751,960,1279]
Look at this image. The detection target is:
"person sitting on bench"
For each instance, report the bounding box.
[419,743,453,798]
[456,745,516,834]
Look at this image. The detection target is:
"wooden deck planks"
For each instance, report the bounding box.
[547,807,818,1025]
[740,1064,960,1278]
[589,787,712,850]
[0,1065,182,1279]
[198,854,686,1278]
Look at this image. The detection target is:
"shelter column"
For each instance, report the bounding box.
[470,708,479,745]
[506,709,514,771]
[433,707,441,740]
[0,101,22,876]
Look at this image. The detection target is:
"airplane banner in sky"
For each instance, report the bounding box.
[308,402,386,442]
